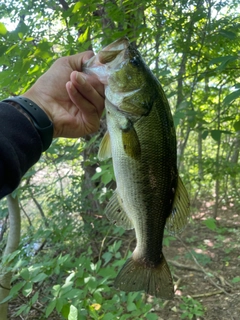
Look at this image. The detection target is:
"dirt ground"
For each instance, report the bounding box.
[159,201,240,320]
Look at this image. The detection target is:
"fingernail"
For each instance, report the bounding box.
[77,72,86,84]
[67,81,77,94]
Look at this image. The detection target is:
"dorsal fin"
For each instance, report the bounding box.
[165,176,190,234]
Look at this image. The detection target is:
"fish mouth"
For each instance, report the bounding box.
[103,37,129,52]
[83,37,131,84]
[98,37,129,63]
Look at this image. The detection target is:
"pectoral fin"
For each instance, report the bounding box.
[166,176,190,235]
[121,127,141,160]
[98,131,112,161]
[105,190,133,230]
[120,98,144,116]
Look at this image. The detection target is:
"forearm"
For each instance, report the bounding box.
[0,102,43,199]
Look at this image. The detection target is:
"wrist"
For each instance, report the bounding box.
[22,91,59,138]
[5,100,34,124]
[2,96,54,151]
[22,90,53,123]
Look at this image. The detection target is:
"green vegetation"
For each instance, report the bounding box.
[180,296,205,319]
[0,0,240,319]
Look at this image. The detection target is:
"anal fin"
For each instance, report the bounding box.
[105,190,133,230]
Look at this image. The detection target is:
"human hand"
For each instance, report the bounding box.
[23,52,104,138]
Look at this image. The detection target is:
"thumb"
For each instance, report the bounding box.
[68,51,95,71]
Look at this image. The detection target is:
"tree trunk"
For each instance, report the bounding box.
[213,139,221,218]
[0,195,21,320]
[213,87,222,218]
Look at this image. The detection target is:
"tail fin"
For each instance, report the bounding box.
[114,254,174,300]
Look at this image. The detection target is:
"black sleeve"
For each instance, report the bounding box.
[0,102,43,199]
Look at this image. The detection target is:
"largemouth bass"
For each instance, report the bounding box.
[83,38,190,299]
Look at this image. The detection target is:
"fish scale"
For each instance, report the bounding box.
[83,37,190,299]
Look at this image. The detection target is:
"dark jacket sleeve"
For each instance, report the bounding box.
[0,102,43,199]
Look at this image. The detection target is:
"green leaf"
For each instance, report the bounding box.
[209,55,238,65]
[56,297,65,312]
[45,299,56,317]
[65,272,75,283]
[209,55,238,70]
[93,291,103,304]
[223,89,240,105]
[2,250,21,265]
[72,1,83,12]
[31,292,39,304]
[0,45,7,56]
[202,130,208,139]
[63,289,79,300]
[210,129,231,141]
[84,276,97,290]
[52,284,61,297]
[61,304,71,318]
[92,170,103,180]
[232,277,240,283]
[102,313,115,320]
[98,266,116,278]
[68,304,78,320]
[0,294,13,304]
[5,43,18,54]
[101,171,113,185]
[78,27,89,44]
[203,218,217,231]
[10,281,26,296]
[32,272,48,283]
[185,251,211,266]
[127,301,137,312]
[146,314,158,320]
[15,304,28,316]
[211,130,221,142]
[20,268,30,280]
[60,282,73,296]
[23,281,33,297]
[233,121,240,132]
[173,111,185,127]
[25,37,35,42]
[0,22,7,35]
[219,30,236,39]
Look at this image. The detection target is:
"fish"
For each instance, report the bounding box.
[83,37,190,299]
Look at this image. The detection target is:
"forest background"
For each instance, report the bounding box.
[0,0,240,319]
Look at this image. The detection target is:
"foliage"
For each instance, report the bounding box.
[0,0,240,319]
[1,244,160,319]
[180,296,205,319]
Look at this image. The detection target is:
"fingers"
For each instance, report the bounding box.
[83,73,105,98]
[66,79,104,136]
[69,71,105,115]
[71,71,105,97]
[66,73,104,118]
[65,64,105,137]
